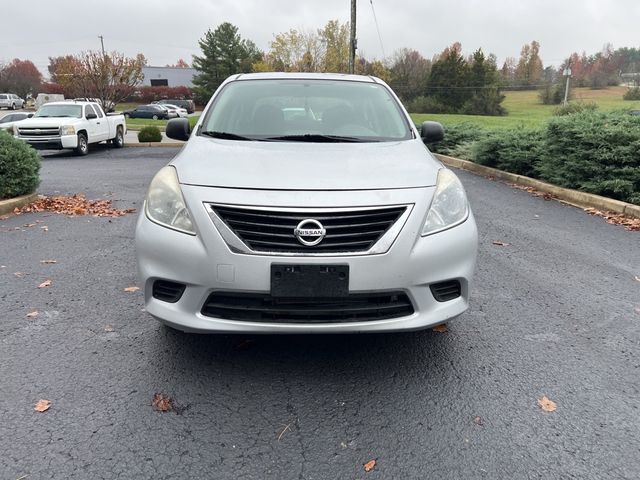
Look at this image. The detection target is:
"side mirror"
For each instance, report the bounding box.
[86,113,98,120]
[421,121,444,144]
[27,113,34,118]
[166,118,191,141]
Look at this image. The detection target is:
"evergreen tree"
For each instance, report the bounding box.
[427,42,470,110]
[192,22,261,104]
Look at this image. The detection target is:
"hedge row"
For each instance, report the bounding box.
[431,111,640,204]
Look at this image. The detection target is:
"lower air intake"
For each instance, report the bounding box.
[430,280,462,302]
[152,280,186,303]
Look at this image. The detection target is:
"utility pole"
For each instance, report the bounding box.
[349,0,357,74]
[563,62,572,106]
[98,35,105,56]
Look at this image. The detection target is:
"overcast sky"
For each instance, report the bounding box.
[2,0,639,76]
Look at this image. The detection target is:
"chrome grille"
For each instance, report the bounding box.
[210,204,409,254]
[18,127,60,137]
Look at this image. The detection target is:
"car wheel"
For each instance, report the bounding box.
[75,133,89,156]
[152,114,158,120]
[112,127,124,148]
[11,103,16,110]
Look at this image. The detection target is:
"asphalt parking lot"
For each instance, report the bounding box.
[1,147,639,479]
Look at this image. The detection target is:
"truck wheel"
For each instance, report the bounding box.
[75,133,89,156]
[112,127,124,148]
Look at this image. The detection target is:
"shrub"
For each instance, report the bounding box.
[553,101,598,116]
[461,88,507,116]
[405,96,450,114]
[0,130,41,200]
[137,126,163,143]
[472,128,543,177]
[539,83,569,105]
[133,86,193,104]
[623,87,640,101]
[537,111,640,204]
[427,123,486,158]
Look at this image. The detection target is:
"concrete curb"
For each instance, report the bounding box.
[0,193,37,216]
[124,142,183,148]
[435,153,640,219]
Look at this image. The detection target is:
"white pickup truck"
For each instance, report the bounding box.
[15,101,126,155]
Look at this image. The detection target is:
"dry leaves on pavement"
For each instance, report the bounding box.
[492,240,511,247]
[34,399,51,412]
[152,393,172,412]
[432,324,448,333]
[634,276,640,282]
[473,415,484,426]
[583,208,640,231]
[37,280,52,288]
[509,184,556,201]
[26,310,39,318]
[18,194,136,218]
[124,286,140,293]
[537,396,557,412]
[40,260,57,264]
[363,459,377,472]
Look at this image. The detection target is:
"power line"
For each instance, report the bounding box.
[369,0,386,59]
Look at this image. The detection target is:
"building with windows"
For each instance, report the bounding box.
[141,66,197,88]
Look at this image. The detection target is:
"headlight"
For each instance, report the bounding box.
[145,166,195,235]
[422,169,469,236]
[60,125,76,135]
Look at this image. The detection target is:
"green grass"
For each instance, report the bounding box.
[410,86,640,130]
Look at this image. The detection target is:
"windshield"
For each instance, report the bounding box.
[200,79,413,142]
[35,104,83,118]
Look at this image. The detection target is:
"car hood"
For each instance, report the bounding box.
[173,136,441,190]
[17,117,81,127]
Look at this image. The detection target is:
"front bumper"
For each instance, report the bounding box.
[19,135,78,150]
[135,186,478,333]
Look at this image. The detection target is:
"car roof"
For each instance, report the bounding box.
[234,72,379,83]
[41,101,96,106]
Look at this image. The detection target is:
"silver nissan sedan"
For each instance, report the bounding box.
[135,72,478,333]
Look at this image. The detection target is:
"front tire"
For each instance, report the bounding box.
[112,127,124,148]
[75,133,89,156]
[152,114,159,120]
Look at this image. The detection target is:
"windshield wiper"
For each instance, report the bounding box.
[264,134,374,143]
[200,131,256,141]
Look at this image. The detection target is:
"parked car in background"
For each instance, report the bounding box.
[153,99,195,114]
[15,101,126,155]
[35,93,65,109]
[123,104,173,120]
[0,112,33,132]
[161,104,188,118]
[0,93,25,110]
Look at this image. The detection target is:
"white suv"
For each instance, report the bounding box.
[0,93,25,110]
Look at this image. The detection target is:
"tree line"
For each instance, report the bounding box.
[3,20,640,115]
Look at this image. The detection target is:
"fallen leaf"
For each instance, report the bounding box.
[26,310,39,318]
[38,280,52,288]
[235,339,256,351]
[23,223,36,228]
[537,396,557,412]
[634,276,640,282]
[635,307,640,315]
[41,226,49,232]
[583,208,640,231]
[364,459,377,472]
[473,415,484,426]
[124,286,140,293]
[40,260,57,264]
[34,399,51,412]
[14,272,25,277]
[104,325,114,332]
[492,240,511,247]
[19,194,136,218]
[152,393,172,412]
[432,323,448,333]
